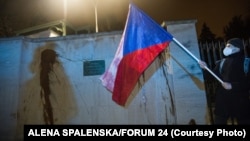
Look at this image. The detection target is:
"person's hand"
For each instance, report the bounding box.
[198,60,207,69]
[222,82,232,90]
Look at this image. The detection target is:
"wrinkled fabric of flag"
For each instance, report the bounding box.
[100,3,173,106]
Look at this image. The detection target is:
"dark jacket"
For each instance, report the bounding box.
[213,52,250,119]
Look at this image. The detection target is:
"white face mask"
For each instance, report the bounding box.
[223,44,240,56]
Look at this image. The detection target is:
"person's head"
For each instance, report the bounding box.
[223,38,244,56]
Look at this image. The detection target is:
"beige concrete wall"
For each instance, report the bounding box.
[164,20,208,124]
[0,20,208,141]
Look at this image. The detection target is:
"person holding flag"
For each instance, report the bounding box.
[100,2,222,111]
[199,38,250,125]
[101,3,249,126]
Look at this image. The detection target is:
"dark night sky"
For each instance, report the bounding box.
[1,0,249,37]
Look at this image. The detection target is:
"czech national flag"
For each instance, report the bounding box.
[100,3,173,106]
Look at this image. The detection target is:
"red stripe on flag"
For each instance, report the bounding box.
[112,42,170,106]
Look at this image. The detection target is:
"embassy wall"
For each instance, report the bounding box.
[0,20,208,140]
[163,19,208,124]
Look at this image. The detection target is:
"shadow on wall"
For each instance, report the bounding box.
[16,42,78,139]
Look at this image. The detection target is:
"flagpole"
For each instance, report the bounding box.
[172,38,224,84]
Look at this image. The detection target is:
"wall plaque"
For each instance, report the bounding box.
[83,60,105,76]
